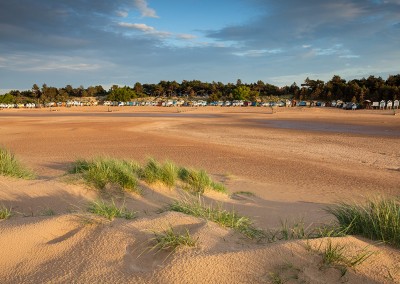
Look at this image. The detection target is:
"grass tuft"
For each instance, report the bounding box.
[160,161,179,188]
[70,157,140,193]
[0,205,12,220]
[266,220,349,243]
[140,159,178,188]
[268,272,284,284]
[0,147,35,179]
[149,226,197,253]
[267,220,309,242]
[210,181,227,193]
[169,197,264,239]
[87,199,136,220]
[140,158,162,184]
[40,208,56,216]
[326,198,400,247]
[318,239,374,273]
[178,167,213,194]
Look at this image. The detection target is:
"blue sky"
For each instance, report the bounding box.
[0,0,399,93]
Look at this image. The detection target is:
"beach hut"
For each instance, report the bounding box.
[394,100,399,109]
[386,100,393,110]
[379,100,386,110]
[362,100,372,109]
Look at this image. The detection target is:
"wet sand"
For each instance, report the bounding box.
[0,106,399,283]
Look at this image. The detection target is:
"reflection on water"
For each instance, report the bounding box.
[261,120,400,137]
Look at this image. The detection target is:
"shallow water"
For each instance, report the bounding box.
[260,120,400,137]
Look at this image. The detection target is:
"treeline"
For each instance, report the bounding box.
[1,75,400,104]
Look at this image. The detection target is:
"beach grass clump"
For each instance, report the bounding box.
[326,198,400,247]
[178,167,213,194]
[69,157,227,194]
[140,161,226,194]
[160,161,179,188]
[87,199,135,220]
[0,147,35,179]
[149,226,197,252]
[210,181,227,193]
[140,158,162,184]
[169,198,264,239]
[70,157,140,193]
[140,159,178,188]
[0,205,12,220]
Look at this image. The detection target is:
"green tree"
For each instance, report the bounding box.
[0,93,15,104]
[232,85,251,100]
[107,86,136,101]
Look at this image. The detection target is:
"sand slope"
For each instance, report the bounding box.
[1,177,399,283]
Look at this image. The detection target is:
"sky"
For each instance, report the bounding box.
[0,0,399,93]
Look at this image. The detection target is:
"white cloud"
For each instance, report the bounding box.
[118,22,198,40]
[0,54,110,72]
[339,55,360,59]
[268,64,399,86]
[314,44,344,56]
[118,22,154,32]
[383,0,400,4]
[310,44,360,59]
[133,0,158,18]
[233,49,283,57]
[31,63,100,71]
[176,34,197,40]
[116,10,128,18]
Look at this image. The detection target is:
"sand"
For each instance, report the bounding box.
[0,106,399,283]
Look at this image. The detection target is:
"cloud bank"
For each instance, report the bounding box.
[0,0,399,89]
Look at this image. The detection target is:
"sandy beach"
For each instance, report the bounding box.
[0,106,399,283]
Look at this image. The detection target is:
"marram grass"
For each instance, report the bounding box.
[265,220,350,243]
[0,205,12,220]
[178,167,227,194]
[169,197,264,239]
[317,239,374,275]
[69,157,227,194]
[149,226,197,252]
[140,159,178,188]
[0,147,35,179]
[326,197,400,247]
[87,199,135,220]
[70,157,140,193]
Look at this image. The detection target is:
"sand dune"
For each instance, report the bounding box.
[0,107,399,283]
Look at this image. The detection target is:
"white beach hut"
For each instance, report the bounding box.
[394,100,399,109]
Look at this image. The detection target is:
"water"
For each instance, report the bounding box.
[259,120,400,137]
